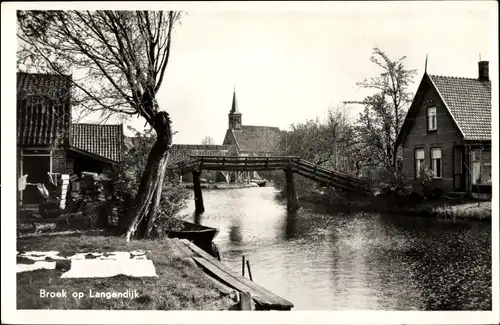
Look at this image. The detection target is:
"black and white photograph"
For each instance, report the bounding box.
[1,1,498,324]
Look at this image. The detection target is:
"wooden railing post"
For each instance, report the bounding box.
[192,170,205,215]
[285,168,300,213]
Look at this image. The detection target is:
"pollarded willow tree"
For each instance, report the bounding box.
[17,10,183,241]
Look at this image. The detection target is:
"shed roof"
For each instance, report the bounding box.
[70,123,125,162]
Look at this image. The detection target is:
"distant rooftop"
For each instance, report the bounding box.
[231,125,283,153]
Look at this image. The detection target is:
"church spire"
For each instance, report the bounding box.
[228,87,242,130]
[230,86,239,114]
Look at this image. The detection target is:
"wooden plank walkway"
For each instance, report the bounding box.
[179,239,294,310]
[172,155,367,191]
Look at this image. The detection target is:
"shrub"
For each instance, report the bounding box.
[372,171,410,197]
[150,209,186,238]
[150,175,190,235]
[396,185,414,197]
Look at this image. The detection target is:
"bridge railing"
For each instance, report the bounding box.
[172,155,367,190]
[292,168,363,190]
[294,159,366,186]
[197,156,293,172]
[188,155,301,161]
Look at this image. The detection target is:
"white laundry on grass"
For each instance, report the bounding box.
[60,259,157,278]
[17,250,148,261]
[17,261,56,273]
[18,251,68,261]
[17,250,157,278]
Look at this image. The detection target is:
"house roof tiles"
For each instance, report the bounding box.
[428,74,491,140]
[71,124,125,162]
[17,72,72,146]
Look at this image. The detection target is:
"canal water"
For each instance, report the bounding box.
[179,187,491,310]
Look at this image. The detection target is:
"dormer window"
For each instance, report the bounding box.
[427,106,437,131]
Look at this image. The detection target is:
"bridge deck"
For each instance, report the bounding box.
[171,155,367,191]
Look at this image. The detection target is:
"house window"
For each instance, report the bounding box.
[431,148,442,179]
[415,149,425,178]
[427,106,437,131]
[471,149,492,185]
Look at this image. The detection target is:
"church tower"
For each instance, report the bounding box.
[228,88,242,130]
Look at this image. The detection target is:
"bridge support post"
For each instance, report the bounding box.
[192,171,205,215]
[285,168,300,213]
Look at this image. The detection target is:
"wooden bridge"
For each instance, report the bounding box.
[171,155,367,214]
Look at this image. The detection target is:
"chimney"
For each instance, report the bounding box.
[478,61,489,81]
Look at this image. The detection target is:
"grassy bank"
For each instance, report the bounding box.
[17,232,234,310]
[295,192,492,221]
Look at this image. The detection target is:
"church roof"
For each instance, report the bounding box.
[232,125,283,153]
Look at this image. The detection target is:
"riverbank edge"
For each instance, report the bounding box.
[280,191,491,222]
[16,232,236,310]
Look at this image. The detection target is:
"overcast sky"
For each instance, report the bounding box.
[13,2,500,145]
[114,2,496,145]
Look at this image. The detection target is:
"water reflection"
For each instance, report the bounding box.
[229,220,243,244]
[284,212,298,239]
[180,187,491,310]
[193,212,202,225]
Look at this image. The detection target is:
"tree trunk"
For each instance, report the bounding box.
[122,111,173,241]
[144,153,169,238]
[355,161,362,178]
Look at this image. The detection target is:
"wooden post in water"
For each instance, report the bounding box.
[246,260,253,281]
[240,291,254,310]
[285,168,300,213]
[192,171,205,215]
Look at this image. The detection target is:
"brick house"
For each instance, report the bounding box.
[17,72,125,205]
[395,61,492,197]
